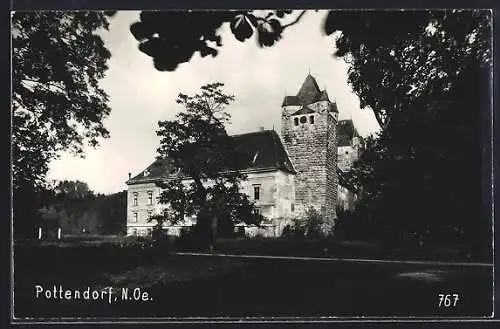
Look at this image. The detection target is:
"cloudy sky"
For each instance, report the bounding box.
[46,10,380,195]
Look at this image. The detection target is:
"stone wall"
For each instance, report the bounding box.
[338,145,360,172]
[325,113,338,225]
[281,100,337,227]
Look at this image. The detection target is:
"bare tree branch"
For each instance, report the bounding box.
[282,10,307,30]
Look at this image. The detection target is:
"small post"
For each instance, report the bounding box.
[38,227,42,240]
[57,227,61,240]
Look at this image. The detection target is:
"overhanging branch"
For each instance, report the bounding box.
[282,10,307,30]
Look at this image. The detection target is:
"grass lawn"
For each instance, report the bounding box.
[13,241,493,319]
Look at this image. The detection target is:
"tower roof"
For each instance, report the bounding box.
[337,119,361,147]
[296,74,322,104]
[282,74,332,106]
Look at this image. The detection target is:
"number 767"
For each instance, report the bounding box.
[438,294,459,307]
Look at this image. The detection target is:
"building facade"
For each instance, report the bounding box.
[126,74,363,237]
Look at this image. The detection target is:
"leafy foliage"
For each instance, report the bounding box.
[333,10,492,257]
[130,10,301,71]
[12,11,115,237]
[51,179,94,200]
[324,10,492,129]
[38,184,127,236]
[281,207,326,240]
[12,11,114,190]
[154,83,263,246]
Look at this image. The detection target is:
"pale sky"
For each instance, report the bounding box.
[46,10,380,195]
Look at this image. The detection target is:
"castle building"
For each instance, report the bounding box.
[336,119,364,211]
[125,74,363,237]
[337,119,364,172]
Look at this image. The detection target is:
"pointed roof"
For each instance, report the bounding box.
[282,74,332,106]
[296,74,322,104]
[126,130,296,185]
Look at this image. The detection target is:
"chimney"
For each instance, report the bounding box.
[259,126,265,131]
[128,172,131,180]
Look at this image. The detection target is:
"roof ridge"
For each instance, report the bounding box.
[229,129,273,138]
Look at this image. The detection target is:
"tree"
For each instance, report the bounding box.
[12,11,115,237]
[334,10,492,258]
[324,10,491,129]
[38,187,127,236]
[153,83,262,249]
[53,180,94,200]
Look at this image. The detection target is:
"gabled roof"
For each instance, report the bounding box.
[126,130,296,185]
[231,130,295,173]
[291,105,315,116]
[126,157,178,185]
[337,119,361,147]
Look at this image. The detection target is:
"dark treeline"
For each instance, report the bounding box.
[37,180,126,236]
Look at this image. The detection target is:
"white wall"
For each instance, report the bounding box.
[126,169,296,237]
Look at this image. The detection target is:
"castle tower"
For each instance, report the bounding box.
[281,74,339,232]
[337,119,364,172]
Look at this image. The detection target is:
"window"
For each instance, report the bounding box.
[132,212,138,223]
[300,116,307,124]
[254,207,261,215]
[253,185,260,200]
[133,192,138,206]
[132,228,137,236]
[147,191,153,205]
[147,211,152,219]
[294,117,299,126]
[309,115,314,124]
[291,203,295,212]
[146,228,152,236]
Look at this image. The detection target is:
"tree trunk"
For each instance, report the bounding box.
[209,215,218,252]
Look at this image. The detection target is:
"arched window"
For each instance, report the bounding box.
[300,116,307,124]
[294,117,299,126]
[309,115,314,124]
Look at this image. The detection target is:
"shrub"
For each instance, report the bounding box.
[334,204,380,241]
[281,207,327,240]
[280,217,305,240]
[304,207,324,239]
